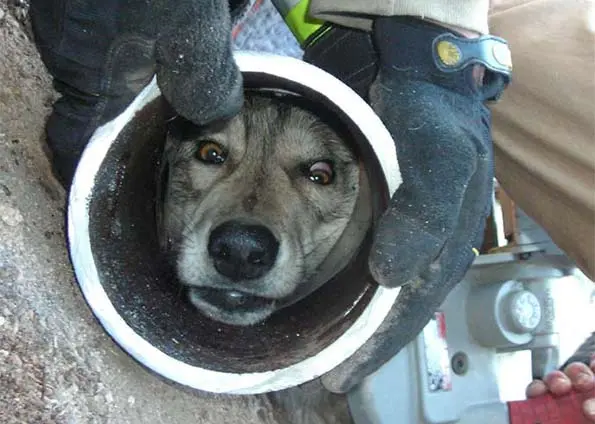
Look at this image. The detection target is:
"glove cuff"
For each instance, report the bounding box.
[303,24,378,100]
[374,16,512,101]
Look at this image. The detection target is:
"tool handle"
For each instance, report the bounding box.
[508,389,594,424]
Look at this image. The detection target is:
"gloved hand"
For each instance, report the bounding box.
[303,17,512,393]
[153,0,243,126]
[29,0,244,188]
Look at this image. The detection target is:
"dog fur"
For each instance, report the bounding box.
[158,92,364,326]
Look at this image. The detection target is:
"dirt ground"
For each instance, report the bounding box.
[0,2,352,423]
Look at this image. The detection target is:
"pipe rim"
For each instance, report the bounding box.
[67,51,402,395]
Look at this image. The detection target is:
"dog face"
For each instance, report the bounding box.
[158,93,360,326]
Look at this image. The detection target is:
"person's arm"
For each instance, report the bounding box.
[308,0,491,34]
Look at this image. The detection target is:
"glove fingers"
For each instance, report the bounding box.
[322,131,493,393]
[367,75,482,287]
[369,200,445,288]
[155,0,243,126]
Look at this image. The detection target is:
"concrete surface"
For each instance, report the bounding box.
[0,2,352,423]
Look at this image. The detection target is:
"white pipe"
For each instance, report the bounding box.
[67,51,402,395]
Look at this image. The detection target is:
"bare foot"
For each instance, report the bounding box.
[526,355,595,422]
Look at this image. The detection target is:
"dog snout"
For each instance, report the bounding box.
[208,220,279,281]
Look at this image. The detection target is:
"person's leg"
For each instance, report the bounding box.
[488,0,595,280]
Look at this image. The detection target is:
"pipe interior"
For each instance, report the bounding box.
[86,77,390,373]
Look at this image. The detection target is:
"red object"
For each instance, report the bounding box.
[231,0,264,40]
[508,389,594,424]
[436,311,447,340]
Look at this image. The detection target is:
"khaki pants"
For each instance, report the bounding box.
[309,0,595,280]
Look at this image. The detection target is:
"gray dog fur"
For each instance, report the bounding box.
[159,92,366,326]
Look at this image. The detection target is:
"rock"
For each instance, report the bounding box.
[0,204,23,226]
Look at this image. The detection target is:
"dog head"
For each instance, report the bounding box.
[158,93,361,325]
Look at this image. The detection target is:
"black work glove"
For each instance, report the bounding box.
[560,332,595,371]
[29,0,244,188]
[304,17,512,393]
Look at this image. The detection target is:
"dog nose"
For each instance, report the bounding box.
[208,221,279,281]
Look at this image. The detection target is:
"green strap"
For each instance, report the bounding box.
[283,0,325,45]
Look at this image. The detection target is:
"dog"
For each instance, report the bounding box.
[157,91,370,326]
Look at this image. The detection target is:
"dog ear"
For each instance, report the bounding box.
[284,161,372,306]
[315,159,372,282]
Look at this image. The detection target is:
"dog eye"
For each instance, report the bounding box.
[308,161,334,185]
[196,141,226,164]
